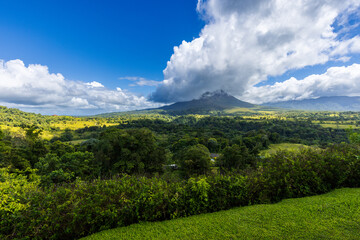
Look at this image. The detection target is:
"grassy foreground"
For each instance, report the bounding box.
[82,188,360,240]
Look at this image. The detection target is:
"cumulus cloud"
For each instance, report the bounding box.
[242,63,360,103]
[0,59,162,115]
[119,76,162,87]
[85,81,104,88]
[151,0,360,103]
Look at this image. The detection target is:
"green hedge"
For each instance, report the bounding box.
[248,144,360,203]
[1,174,247,239]
[1,143,360,240]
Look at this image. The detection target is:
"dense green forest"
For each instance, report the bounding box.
[1,106,360,239]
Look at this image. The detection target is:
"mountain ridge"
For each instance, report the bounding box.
[158,90,256,113]
[263,96,360,111]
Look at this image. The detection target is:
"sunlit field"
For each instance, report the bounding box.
[259,143,314,157]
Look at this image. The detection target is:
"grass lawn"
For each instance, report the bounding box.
[259,143,313,157]
[82,188,360,240]
[67,139,87,145]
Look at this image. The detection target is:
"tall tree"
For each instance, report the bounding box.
[96,128,166,175]
[216,144,255,173]
[175,144,211,178]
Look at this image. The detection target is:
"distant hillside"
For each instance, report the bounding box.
[159,90,256,114]
[0,105,52,127]
[263,96,360,111]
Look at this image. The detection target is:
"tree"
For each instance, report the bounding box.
[346,128,360,144]
[35,151,100,185]
[96,128,166,175]
[49,140,75,157]
[176,144,211,178]
[207,138,219,152]
[59,128,74,142]
[171,135,199,152]
[216,144,254,173]
[22,125,48,167]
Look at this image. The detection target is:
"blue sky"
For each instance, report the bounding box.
[0,0,203,94]
[1,0,360,115]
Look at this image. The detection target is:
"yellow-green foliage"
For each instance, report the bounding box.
[50,120,119,131]
[0,168,39,215]
[225,107,256,114]
[243,115,288,120]
[320,123,360,129]
[0,125,24,136]
[68,139,87,144]
[41,130,54,140]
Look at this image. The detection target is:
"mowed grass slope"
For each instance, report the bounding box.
[82,188,360,240]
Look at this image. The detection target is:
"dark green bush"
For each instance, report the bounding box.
[0,173,248,240]
[247,144,360,203]
[206,174,248,210]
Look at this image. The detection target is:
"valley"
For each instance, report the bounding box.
[1,93,360,239]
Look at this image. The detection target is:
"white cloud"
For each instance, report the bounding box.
[241,63,360,103]
[119,76,162,87]
[86,81,104,88]
[151,0,360,102]
[0,59,162,115]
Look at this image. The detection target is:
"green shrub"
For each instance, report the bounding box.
[35,151,100,185]
[0,174,250,239]
[207,174,248,210]
[0,168,40,239]
[247,144,360,203]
